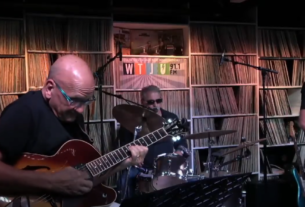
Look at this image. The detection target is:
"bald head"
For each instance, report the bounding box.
[48,55,94,88]
[42,55,96,122]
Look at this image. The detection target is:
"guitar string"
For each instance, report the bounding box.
[25,125,180,205]
[27,133,162,205]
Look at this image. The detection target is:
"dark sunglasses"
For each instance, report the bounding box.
[147,98,163,105]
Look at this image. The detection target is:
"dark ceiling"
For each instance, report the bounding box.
[0,0,304,27]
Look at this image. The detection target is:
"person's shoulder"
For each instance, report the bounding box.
[1,91,43,116]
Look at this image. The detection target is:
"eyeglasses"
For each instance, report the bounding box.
[146,98,162,105]
[54,81,96,108]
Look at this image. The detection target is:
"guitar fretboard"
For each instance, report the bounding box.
[86,127,168,176]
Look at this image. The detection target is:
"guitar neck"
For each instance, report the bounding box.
[86,127,168,177]
[290,122,305,179]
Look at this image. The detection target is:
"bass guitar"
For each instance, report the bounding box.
[0,118,186,207]
[290,121,305,207]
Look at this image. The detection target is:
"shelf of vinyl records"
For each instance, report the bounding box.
[258,27,305,58]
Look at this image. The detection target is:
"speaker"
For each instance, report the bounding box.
[245,179,297,207]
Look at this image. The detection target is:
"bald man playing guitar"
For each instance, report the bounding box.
[0,55,148,207]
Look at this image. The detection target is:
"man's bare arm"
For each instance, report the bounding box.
[0,156,53,196]
[0,151,93,197]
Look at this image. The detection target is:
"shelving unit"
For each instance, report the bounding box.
[257,26,305,178]
[1,8,305,184]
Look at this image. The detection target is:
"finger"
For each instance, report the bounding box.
[80,171,91,180]
[138,146,147,157]
[82,180,93,189]
[129,146,140,163]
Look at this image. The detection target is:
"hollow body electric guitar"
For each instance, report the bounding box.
[289,121,305,207]
[1,119,186,207]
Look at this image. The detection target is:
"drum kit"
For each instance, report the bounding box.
[113,104,267,197]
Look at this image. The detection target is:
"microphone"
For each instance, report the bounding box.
[219,52,225,66]
[119,42,122,61]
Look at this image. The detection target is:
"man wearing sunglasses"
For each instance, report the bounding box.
[116,85,188,202]
[0,55,148,198]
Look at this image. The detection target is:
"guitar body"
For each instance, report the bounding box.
[1,139,117,207]
[292,167,305,207]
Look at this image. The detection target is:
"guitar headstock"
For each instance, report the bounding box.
[163,118,189,137]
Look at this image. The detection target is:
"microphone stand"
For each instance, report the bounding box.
[238,137,246,172]
[100,90,156,113]
[94,42,121,153]
[222,55,278,188]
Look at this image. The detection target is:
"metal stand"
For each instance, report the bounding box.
[99,90,156,113]
[218,153,251,170]
[92,42,122,150]
[203,130,215,178]
[207,132,213,178]
[221,53,278,184]
[238,137,246,172]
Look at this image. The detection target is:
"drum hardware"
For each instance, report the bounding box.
[184,129,237,140]
[152,153,189,190]
[207,129,215,178]
[238,137,247,172]
[184,129,237,179]
[220,138,267,157]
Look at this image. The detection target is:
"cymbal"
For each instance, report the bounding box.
[184,130,237,140]
[220,138,267,156]
[113,104,164,134]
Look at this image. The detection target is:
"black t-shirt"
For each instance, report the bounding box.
[0,91,93,165]
[117,108,188,169]
[301,82,305,110]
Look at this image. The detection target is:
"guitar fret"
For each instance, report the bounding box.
[119,148,128,157]
[111,151,122,162]
[110,152,120,163]
[152,131,161,140]
[158,128,168,137]
[135,140,142,146]
[116,150,124,160]
[123,146,130,155]
[106,155,115,165]
[87,163,97,175]
[143,135,152,145]
[85,125,172,178]
[148,134,157,142]
[93,160,104,172]
[96,159,106,171]
[102,157,110,169]
[102,156,110,168]
[139,137,148,146]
